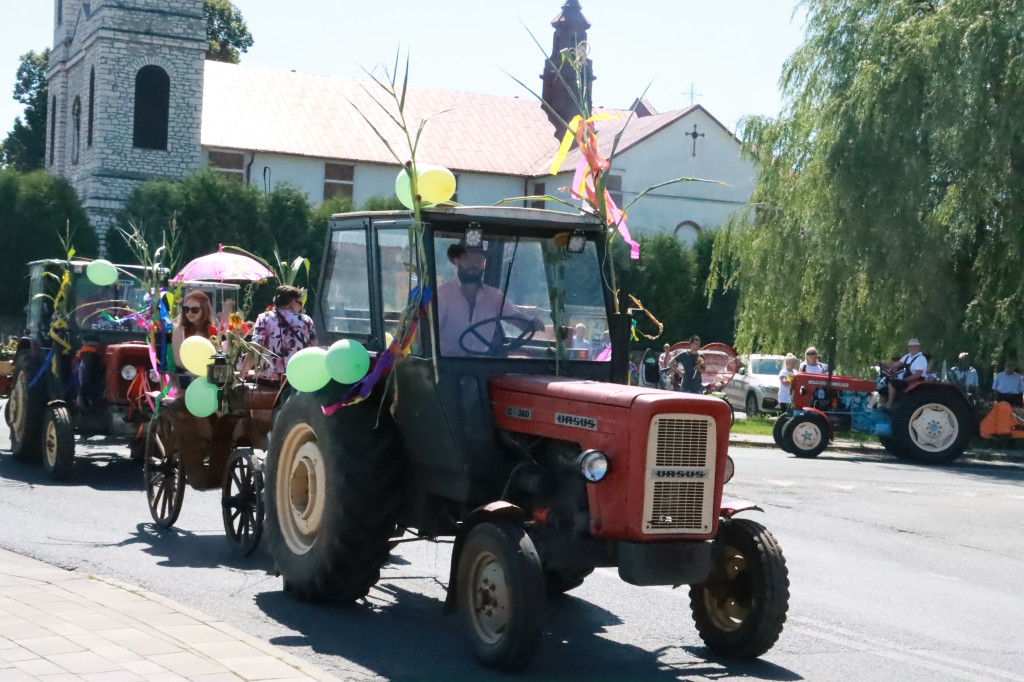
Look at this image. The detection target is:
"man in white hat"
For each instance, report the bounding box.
[884,338,928,411]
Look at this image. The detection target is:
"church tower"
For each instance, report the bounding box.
[46,0,206,245]
[541,0,595,138]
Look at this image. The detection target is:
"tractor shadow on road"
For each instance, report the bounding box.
[0,447,144,491]
[110,522,277,573]
[254,580,802,681]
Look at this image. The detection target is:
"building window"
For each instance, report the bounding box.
[323,163,354,201]
[71,97,81,165]
[531,181,545,209]
[57,0,63,24]
[208,150,245,181]
[605,174,623,207]
[133,65,170,150]
[49,96,56,166]
[87,67,94,147]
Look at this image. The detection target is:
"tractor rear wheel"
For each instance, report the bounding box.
[266,388,400,603]
[8,356,46,463]
[41,405,75,480]
[781,412,830,458]
[689,518,789,659]
[890,389,971,464]
[457,521,546,670]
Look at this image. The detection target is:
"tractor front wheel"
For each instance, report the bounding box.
[689,517,789,659]
[457,521,546,670]
[782,412,830,458]
[890,389,971,464]
[266,389,400,603]
[772,415,793,452]
[41,405,75,480]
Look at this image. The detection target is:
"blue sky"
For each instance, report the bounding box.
[1,0,805,140]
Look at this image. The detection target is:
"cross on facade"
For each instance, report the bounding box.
[686,124,705,157]
[686,82,702,106]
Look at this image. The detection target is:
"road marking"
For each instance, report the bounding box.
[767,479,795,487]
[829,484,857,490]
[788,616,1024,682]
[882,487,916,494]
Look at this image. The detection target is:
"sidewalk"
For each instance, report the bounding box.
[729,432,1024,465]
[0,548,339,682]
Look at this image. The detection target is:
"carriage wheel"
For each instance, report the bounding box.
[144,413,185,528]
[222,449,265,556]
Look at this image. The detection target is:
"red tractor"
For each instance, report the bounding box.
[5,259,157,479]
[265,207,789,670]
[775,367,974,464]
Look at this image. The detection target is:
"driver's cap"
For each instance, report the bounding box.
[907,338,921,346]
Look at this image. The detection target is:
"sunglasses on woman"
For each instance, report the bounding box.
[183,305,202,314]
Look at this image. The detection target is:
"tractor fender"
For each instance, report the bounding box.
[720,498,764,519]
[799,406,835,440]
[443,501,527,614]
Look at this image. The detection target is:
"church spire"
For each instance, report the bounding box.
[541,0,595,138]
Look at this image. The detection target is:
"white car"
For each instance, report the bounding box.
[724,354,785,416]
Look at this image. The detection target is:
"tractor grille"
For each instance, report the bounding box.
[642,414,717,535]
[654,418,709,467]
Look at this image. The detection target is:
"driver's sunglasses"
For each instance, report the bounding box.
[182,305,202,314]
[806,352,817,356]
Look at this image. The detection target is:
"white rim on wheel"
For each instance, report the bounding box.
[277,424,326,555]
[908,404,958,452]
[44,418,59,468]
[791,420,823,452]
[703,545,749,632]
[466,550,510,645]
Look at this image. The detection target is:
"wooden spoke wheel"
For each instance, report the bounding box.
[222,449,265,556]
[144,413,185,528]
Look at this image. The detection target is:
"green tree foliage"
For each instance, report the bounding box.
[203,0,254,64]
[1,49,50,172]
[0,169,95,316]
[627,232,737,354]
[711,0,1024,372]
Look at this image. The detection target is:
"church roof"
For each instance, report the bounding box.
[201,61,714,178]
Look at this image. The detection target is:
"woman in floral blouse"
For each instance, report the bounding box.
[248,285,317,383]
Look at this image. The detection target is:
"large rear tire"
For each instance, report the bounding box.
[41,405,75,480]
[781,412,830,458]
[457,522,546,671]
[8,356,46,463]
[690,518,789,659]
[266,388,400,603]
[890,389,971,464]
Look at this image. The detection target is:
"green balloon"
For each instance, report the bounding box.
[86,259,118,287]
[184,377,219,417]
[325,339,370,385]
[286,347,331,393]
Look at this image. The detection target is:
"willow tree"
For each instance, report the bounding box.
[711,0,1024,372]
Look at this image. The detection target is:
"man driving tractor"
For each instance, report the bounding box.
[882,338,928,411]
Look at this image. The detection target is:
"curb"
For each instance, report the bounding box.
[729,435,1024,465]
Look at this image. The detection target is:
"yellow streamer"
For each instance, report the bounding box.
[548,115,583,175]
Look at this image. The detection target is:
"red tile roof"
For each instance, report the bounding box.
[201,61,711,178]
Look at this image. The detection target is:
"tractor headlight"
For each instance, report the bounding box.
[120,365,138,381]
[148,369,161,383]
[578,449,608,482]
[723,455,735,484]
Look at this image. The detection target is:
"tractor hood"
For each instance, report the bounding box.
[489,374,667,410]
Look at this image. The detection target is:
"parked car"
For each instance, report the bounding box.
[724,354,785,416]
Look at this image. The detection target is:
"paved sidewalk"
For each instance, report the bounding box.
[0,548,339,682]
[729,432,1024,464]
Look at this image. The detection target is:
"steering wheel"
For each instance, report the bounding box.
[877,363,900,382]
[458,315,538,356]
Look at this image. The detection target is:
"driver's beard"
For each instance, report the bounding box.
[458,270,483,285]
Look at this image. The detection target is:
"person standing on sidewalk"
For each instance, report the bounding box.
[778,353,799,412]
[673,335,706,394]
[947,351,979,399]
[992,361,1024,406]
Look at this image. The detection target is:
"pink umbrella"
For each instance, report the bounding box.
[172,245,274,282]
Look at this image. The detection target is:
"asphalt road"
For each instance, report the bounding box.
[2,400,1023,681]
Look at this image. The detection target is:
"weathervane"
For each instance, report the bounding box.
[686,124,705,157]
[685,82,702,107]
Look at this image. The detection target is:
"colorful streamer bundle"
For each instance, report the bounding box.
[549,114,641,260]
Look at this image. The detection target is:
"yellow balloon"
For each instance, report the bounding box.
[385,332,395,348]
[180,335,216,376]
[418,165,457,204]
